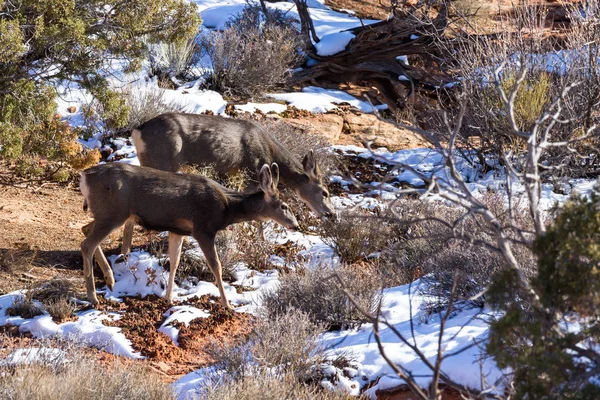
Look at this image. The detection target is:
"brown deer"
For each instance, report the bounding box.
[80,162,298,309]
[120,112,334,255]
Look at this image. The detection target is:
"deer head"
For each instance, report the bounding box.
[258,163,299,230]
[295,150,335,218]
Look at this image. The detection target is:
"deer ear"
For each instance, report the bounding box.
[259,164,273,194]
[302,150,317,178]
[270,163,280,188]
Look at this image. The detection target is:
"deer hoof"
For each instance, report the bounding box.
[89,296,100,307]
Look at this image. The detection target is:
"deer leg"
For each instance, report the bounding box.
[256,221,267,241]
[166,232,184,305]
[82,222,115,292]
[81,222,119,306]
[121,218,135,256]
[195,232,232,310]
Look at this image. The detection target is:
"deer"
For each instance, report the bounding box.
[79,162,298,309]
[119,112,334,256]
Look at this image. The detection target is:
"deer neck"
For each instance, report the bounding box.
[271,144,308,190]
[224,191,266,226]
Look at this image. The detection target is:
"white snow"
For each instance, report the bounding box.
[0,293,141,358]
[1,347,67,367]
[234,102,288,114]
[194,0,378,38]
[396,55,409,65]
[322,282,503,396]
[269,86,388,113]
[315,31,355,56]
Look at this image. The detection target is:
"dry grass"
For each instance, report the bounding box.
[0,355,174,400]
[146,35,200,82]
[203,371,359,400]
[5,294,44,319]
[0,248,36,274]
[42,297,76,322]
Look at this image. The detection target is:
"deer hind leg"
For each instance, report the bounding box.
[195,232,232,310]
[82,222,115,292]
[81,221,119,306]
[166,232,184,305]
[121,218,135,256]
[256,221,267,241]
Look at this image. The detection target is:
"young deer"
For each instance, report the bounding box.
[120,112,334,255]
[80,162,298,309]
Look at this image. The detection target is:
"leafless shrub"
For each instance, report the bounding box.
[202,5,303,98]
[208,308,325,382]
[320,209,392,263]
[261,263,381,330]
[119,87,185,130]
[381,195,536,311]
[146,35,201,82]
[235,226,277,271]
[445,3,600,179]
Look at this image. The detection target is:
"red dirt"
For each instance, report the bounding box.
[100,294,252,381]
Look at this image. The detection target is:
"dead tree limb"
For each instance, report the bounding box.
[292,2,451,110]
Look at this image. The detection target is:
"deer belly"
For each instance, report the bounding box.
[132,216,194,236]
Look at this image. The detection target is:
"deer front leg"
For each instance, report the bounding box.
[166,232,184,305]
[256,221,267,241]
[195,232,232,310]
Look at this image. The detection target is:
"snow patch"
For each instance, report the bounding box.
[269,86,387,113]
[315,31,355,56]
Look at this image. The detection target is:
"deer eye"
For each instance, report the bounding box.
[281,204,288,210]
[322,191,329,198]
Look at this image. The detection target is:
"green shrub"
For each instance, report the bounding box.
[0,0,200,162]
[487,185,600,399]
